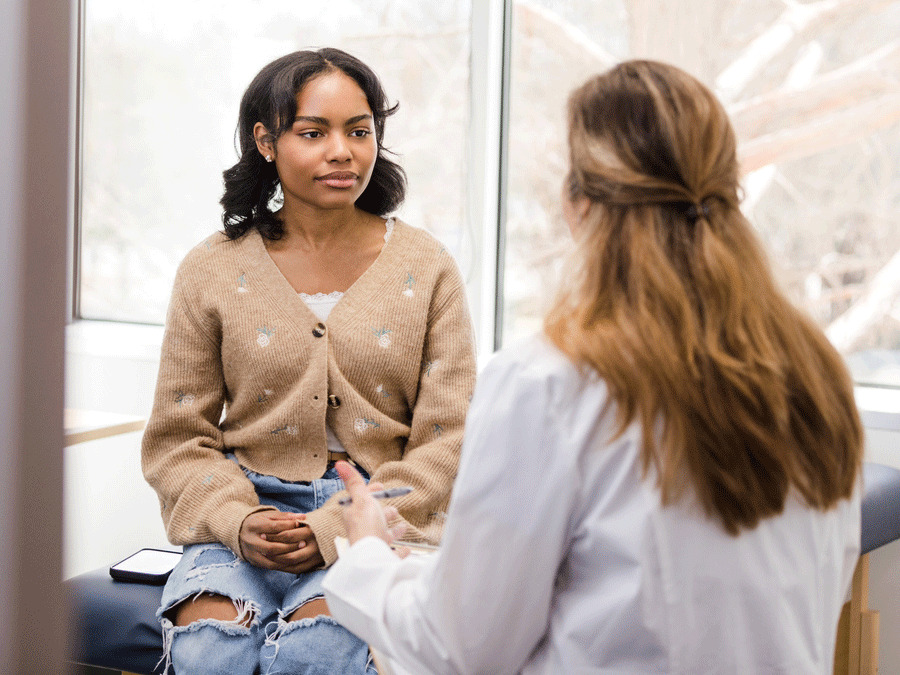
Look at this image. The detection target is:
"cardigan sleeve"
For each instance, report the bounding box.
[141,265,275,559]
[305,258,477,565]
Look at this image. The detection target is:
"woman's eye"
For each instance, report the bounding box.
[350,129,372,138]
[300,130,323,139]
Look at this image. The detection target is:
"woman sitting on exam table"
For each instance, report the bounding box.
[323,59,864,674]
[140,48,476,675]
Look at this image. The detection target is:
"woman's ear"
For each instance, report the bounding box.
[253,122,275,162]
[562,185,592,236]
[575,196,591,223]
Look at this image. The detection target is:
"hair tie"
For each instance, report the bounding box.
[685,200,711,223]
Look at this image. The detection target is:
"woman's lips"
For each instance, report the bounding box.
[317,172,358,189]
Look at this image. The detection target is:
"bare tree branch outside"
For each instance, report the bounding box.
[504,0,900,386]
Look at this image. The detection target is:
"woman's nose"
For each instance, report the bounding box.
[326,134,352,162]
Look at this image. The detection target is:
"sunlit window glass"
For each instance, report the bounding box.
[79,0,471,324]
[504,0,900,387]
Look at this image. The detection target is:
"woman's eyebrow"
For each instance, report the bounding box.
[345,114,373,126]
[293,114,373,126]
[294,115,329,125]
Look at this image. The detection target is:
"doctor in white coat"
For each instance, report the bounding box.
[322,59,864,675]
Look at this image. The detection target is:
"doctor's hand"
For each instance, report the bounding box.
[335,461,407,546]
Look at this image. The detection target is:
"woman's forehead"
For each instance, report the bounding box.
[294,71,372,120]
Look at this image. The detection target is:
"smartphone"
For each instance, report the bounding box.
[109,548,183,585]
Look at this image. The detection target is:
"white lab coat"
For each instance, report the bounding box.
[323,336,861,674]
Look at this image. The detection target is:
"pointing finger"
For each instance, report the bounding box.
[335,460,370,502]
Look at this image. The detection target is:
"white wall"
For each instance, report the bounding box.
[0,0,71,671]
[64,322,169,579]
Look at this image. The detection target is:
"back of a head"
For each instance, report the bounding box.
[546,60,863,534]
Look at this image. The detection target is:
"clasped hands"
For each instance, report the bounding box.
[239,461,407,573]
[239,510,325,574]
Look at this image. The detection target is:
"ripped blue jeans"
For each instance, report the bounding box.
[157,462,376,675]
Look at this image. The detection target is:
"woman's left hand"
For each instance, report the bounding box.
[335,461,407,546]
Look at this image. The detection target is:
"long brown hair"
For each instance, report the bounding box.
[545,60,862,535]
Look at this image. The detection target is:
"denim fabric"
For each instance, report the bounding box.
[157,461,376,675]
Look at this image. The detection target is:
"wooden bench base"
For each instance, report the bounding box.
[834,553,879,675]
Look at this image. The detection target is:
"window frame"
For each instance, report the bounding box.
[69,0,86,325]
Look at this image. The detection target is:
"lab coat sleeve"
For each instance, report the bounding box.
[324,347,578,674]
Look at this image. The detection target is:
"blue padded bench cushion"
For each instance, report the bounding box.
[66,566,165,674]
[861,462,900,555]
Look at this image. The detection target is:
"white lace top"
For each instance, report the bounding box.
[300,217,395,455]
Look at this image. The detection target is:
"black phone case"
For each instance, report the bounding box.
[109,548,182,585]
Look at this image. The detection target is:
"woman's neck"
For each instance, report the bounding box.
[275,203,364,252]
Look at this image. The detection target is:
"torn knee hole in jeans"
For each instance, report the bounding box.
[163,591,260,629]
[264,595,332,645]
[286,594,329,621]
[158,593,260,675]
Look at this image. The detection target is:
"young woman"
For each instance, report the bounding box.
[141,48,476,674]
[324,60,864,674]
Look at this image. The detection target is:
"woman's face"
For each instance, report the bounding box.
[260,70,378,214]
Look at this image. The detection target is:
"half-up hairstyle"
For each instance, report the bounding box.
[220,48,406,240]
[546,60,862,535]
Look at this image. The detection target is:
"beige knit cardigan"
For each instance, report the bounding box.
[141,219,477,565]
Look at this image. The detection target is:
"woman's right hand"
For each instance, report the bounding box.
[239,511,322,573]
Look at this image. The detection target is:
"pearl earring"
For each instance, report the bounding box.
[265,155,273,162]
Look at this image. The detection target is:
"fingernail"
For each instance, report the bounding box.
[298,542,306,550]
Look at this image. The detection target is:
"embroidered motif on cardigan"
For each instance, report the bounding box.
[257,326,275,347]
[372,327,392,348]
[403,273,415,298]
[237,274,249,293]
[354,417,381,432]
[175,391,195,407]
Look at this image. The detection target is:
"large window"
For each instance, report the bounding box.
[503,0,900,387]
[78,0,900,388]
[78,0,472,324]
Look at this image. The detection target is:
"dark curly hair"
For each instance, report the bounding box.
[220,48,406,240]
